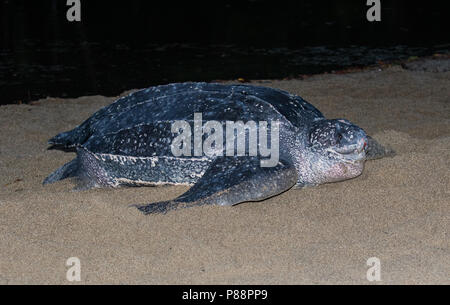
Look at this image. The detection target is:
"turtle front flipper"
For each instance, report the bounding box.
[135,156,298,215]
[365,135,396,160]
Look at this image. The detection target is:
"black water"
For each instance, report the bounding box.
[1,1,449,104]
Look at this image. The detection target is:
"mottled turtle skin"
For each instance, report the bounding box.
[44,82,390,214]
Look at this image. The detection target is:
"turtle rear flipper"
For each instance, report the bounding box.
[135,156,298,214]
[43,158,78,184]
[43,147,114,190]
[365,135,396,160]
[73,146,117,190]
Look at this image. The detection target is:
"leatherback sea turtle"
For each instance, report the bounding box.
[44,82,391,214]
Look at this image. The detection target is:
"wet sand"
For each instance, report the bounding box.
[0,60,449,284]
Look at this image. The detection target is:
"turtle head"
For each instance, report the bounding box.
[306,119,367,183]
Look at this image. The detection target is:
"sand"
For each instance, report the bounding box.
[0,61,449,284]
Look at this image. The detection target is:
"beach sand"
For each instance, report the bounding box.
[0,61,448,284]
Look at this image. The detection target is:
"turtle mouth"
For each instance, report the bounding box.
[328,140,366,162]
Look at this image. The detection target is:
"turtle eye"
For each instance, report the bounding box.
[337,133,343,142]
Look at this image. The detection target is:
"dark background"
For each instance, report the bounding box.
[1,0,449,104]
